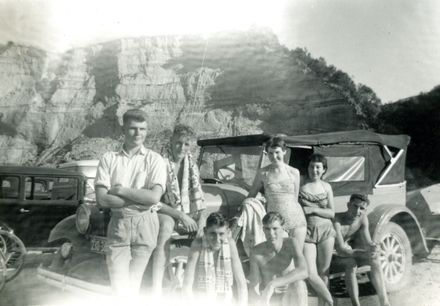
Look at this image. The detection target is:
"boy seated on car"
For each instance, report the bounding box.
[249,212,308,306]
[151,124,208,295]
[333,194,390,306]
[182,212,247,305]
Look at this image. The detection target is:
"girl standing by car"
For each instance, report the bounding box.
[248,135,307,249]
[299,153,335,306]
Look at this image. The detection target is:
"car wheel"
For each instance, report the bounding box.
[0,250,6,291]
[376,222,412,292]
[0,234,6,254]
[0,229,26,282]
[164,255,188,291]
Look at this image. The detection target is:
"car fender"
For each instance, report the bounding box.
[368,204,428,256]
[202,183,248,218]
[407,183,440,215]
[48,215,86,247]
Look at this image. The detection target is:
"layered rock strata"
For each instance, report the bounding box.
[0,30,366,165]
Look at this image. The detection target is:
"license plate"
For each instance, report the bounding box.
[90,235,106,254]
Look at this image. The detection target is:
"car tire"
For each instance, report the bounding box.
[0,250,6,291]
[0,229,26,282]
[375,222,412,292]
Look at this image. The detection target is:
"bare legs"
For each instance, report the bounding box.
[342,256,390,306]
[288,226,307,252]
[369,258,391,306]
[304,238,334,306]
[282,227,308,305]
[151,214,175,295]
[283,280,309,306]
[317,238,334,298]
[342,257,360,306]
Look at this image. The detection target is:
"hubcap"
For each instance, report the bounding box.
[379,233,405,284]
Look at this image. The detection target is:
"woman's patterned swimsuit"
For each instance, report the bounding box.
[299,188,336,244]
[262,168,306,231]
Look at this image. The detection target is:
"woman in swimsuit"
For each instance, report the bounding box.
[299,153,335,306]
[248,135,307,250]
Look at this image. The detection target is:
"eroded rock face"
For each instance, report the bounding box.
[0,135,37,164]
[0,44,44,138]
[0,31,365,165]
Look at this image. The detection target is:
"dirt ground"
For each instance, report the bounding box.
[387,245,440,306]
[2,246,440,306]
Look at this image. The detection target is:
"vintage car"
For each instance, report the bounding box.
[0,166,88,248]
[57,160,99,201]
[38,130,432,297]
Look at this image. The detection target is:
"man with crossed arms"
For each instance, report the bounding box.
[95,109,167,295]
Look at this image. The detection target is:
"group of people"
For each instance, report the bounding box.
[94,109,391,306]
[246,137,390,306]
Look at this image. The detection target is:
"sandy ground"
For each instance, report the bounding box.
[386,245,440,306]
[1,247,440,306]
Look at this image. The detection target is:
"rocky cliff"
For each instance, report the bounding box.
[0,30,379,165]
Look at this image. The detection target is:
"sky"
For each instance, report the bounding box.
[0,0,439,102]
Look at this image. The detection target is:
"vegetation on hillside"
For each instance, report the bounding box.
[377,85,440,186]
[290,48,382,128]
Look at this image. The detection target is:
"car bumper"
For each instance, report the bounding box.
[37,265,111,295]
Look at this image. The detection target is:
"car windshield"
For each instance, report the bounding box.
[199,145,263,189]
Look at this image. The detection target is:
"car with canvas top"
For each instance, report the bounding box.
[38,130,440,297]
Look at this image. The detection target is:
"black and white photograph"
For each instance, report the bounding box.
[0,0,439,305]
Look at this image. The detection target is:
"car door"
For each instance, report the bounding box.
[20,176,80,247]
[5,176,48,245]
[0,175,23,231]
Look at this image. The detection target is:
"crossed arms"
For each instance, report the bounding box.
[95,152,166,209]
[96,184,163,209]
[302,181,335,219]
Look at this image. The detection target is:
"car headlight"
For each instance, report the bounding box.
[76,204,91,234]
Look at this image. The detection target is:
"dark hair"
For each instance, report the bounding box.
[349,193,370,206]
[265,135,287,152]
[172,124,195,138]
[205,212,228,229]
[308,153,328,173]
[262,212,285,226]
[122,109,148,126]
